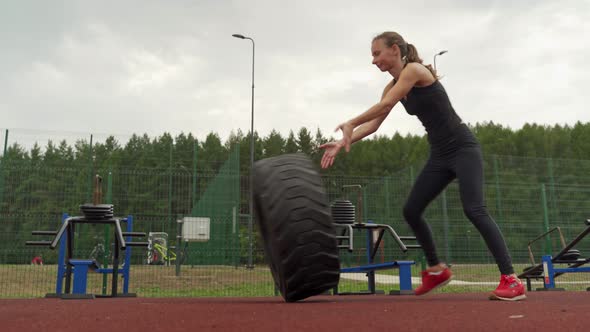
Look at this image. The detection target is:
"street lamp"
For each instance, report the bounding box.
[232,33,255,269]
[433,50,448,72]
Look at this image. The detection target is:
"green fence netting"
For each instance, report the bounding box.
[1,128,590,298]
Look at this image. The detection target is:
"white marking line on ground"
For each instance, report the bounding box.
[509,315,525,319]
[339,273,590,286]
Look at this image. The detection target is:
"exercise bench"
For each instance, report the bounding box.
[518,219,590,291]
[333,220,421,295]
[331,187,422,296]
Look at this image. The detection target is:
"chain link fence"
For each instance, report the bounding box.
[1,128,590,297]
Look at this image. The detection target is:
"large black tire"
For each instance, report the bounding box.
[253,153,340,302]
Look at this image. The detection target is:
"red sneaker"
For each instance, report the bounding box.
[489,274,526,301]
[414,267,452,295]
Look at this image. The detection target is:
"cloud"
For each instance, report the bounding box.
[1,0,589,146]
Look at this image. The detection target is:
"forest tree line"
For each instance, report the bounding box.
[2,121,590,176]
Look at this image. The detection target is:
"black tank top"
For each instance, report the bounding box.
[400,80,477,150]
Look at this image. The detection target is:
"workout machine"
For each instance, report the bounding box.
[331,185,421,295]
[25,175,149,299]
[518,219,590,291]
[147,232,175,265]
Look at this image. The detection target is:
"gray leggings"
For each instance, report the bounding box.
[402,145,514,275]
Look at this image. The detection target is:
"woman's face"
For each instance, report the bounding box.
[371,38,398,72]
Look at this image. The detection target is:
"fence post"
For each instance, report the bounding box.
[88,134,94,202]
[547,158,560,228]
[409,166,426,269]
[176,217,183,276]
[168,143,173,236]
[102,170,113,295]
[192,140,198,215]
[1,129,6,156]
[541,184,552,255]
[0,129,8,212]
[82,134,94,250]
[441,190,451,263]
[0,129,7,263]
[493,155,503,226]
[362,186,368,223]
[233,146,240,268]
[384,176,391,224]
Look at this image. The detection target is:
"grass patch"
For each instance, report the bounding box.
[1,262,589,299]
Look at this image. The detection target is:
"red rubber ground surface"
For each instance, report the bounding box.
[1,292,587,332]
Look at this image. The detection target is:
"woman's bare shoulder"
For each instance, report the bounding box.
[404,62,436,85]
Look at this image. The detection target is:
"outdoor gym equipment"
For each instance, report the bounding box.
[26,209,148,298]
[518,219,590,291]
[25,175,149,299]
[331,185,421,295]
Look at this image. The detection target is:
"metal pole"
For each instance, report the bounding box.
[102,170,113,295]
[180,165,191,214]
[192,140,198,216]
[541,184,552,255]
[0,129,8,212]
[547,158,560,226]
[434,55,437,72]
[248,37,255,269]
[441,190,450,263]
[168,144,172,247]
[433,50,448,72]
[493,155,503,226]
[2,129,7,156]
[176,218,182,277]
[89,134,94,202]
[232,33,255,269]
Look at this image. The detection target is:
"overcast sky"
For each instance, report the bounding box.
[1,0,589,146]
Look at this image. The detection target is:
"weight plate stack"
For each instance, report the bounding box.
[80,203,114,220]
[331,200,355,224]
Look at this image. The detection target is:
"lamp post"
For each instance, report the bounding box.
[433,50,448,72]
[232,33,255,269]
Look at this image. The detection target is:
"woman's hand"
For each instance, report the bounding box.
[335,122,354,152]
[319,140,345,169]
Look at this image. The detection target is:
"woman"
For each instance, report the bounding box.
[320,31,525,301]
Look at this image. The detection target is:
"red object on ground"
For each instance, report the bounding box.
[1,292,587,332]
[30,256,43,265]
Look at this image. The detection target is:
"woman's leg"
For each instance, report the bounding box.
[403,158,454,267]
[454,146,514,275]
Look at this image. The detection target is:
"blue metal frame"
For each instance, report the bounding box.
[54,214,135,296]
[55,213,68,294]
[340,261,415,293]
[337,220,417,295]
[542,254,590,289]
[518,219,590,291]
[69,259,99,295]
